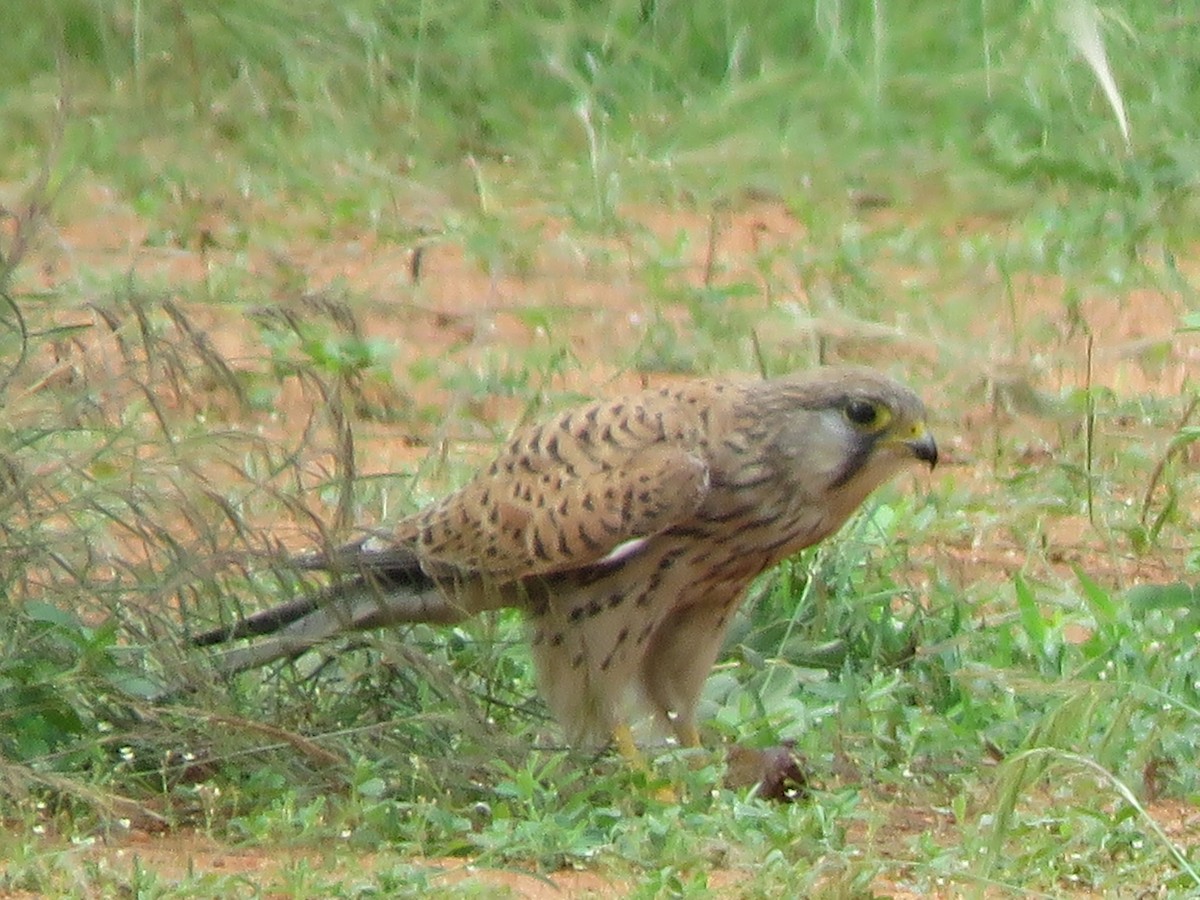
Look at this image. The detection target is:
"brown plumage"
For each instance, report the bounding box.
[195,366,937,749]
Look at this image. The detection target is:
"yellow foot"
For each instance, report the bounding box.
[611,722,644,767]
[611,723,678,803]
[652,784,678,803]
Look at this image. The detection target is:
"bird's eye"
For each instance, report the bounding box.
[844,399,884,429]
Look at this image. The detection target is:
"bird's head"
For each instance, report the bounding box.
[755,366,937,521]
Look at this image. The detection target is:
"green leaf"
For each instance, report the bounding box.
[1173,426,1200,444]
[357,777,388,800]
[23,600,82,630]
[1126,582,1198,613]
[104,672,166,700]
[1074,567,1117,625]
[1013,573,1046,648]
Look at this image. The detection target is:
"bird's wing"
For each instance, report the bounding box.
[397,392,716,580]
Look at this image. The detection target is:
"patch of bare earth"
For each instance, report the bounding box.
[8,184,1199,893]
[1,830,940,898]
[22,798,1198,900]
[73,834,630,898]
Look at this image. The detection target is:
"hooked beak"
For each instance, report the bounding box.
[904,425,938,469]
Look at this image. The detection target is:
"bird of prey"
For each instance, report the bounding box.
[194,366,937,755]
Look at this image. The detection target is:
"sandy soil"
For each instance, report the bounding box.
[7,184,1199,896]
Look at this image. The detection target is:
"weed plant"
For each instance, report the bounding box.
[2,2,1200,895]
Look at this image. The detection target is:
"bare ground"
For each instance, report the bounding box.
[7,184,1199,895]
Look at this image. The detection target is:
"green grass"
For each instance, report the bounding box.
[3,1,1200,896]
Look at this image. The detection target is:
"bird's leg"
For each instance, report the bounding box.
[665,711,718,777]
[674,720,702,750]
[611,723,677,802]
[612,722,646,768]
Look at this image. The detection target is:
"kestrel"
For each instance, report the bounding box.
[195,366,937,754]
